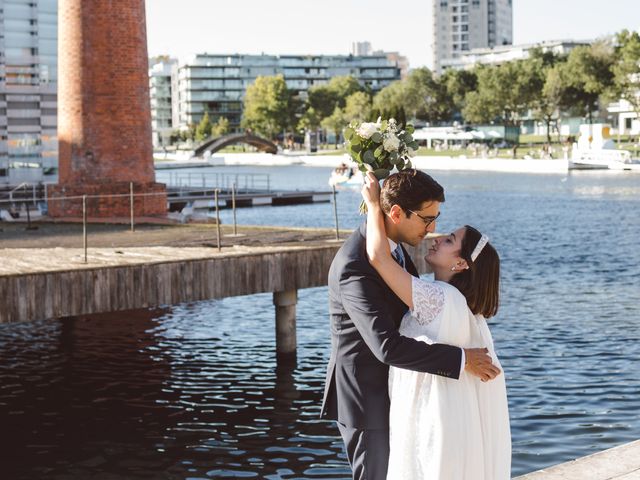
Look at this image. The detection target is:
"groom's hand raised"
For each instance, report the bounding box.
[464,348,501,382]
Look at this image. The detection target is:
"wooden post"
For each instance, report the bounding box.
[232,182,237,236]
[332,184,339,240]
[82,195,87,264]
[273,290,297,362]
[129,182,135,233]
[215,189,221,252]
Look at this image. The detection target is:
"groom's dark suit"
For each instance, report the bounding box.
[321,223,462,479]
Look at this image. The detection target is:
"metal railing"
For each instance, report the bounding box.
[161,172,271,193]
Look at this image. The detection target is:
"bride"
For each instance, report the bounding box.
[361,171,511,479]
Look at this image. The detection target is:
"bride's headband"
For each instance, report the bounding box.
[470,234,489,262]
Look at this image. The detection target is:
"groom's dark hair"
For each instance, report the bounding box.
[380,169,445,214]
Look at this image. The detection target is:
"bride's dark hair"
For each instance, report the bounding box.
[448,225,500,318]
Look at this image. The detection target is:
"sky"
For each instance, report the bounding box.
[146,0,640,68]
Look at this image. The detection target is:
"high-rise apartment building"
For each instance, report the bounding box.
[174,53,402,133]
[431,0,513,74]
[0,0,58,184]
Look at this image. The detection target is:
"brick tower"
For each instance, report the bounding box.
[48,0,166,217]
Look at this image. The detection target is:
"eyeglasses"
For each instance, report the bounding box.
[407,210,440,228]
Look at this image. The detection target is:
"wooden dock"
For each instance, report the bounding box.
[515,439,640,479]
[0,227,432,360]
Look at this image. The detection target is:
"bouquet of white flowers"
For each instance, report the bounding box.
[344,117,419,213]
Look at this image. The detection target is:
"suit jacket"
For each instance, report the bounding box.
[320,223,462,430]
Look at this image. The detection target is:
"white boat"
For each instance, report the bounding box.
[569,124,640,171]
[328,165,363,187]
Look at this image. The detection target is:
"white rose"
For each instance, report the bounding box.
[357,122,379,139]
[383,134,401,152]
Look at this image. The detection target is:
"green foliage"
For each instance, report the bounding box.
[464,60,542,130]
[195,112,213,141]
[212,116,230,137]
[241,75,293,139]
[612,29,640,117]
[563,41,615,122]
[441,68,477,116]
[344,91,372,123]
[305,75,363,124]
[321,106,348,145]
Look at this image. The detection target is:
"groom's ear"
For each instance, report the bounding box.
[388,204,404,224]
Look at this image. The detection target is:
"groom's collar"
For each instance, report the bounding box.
[359,221,400,251]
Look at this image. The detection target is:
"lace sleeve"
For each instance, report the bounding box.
[410,277,445,326]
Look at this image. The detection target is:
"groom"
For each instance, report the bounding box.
[321,169,500,479]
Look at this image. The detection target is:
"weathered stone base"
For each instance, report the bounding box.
[47,182,167,218]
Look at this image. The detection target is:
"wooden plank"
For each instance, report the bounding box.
[0,241,433,324]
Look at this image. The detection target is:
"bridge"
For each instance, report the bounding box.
[194,133,278,157]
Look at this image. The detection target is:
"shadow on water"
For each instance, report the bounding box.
[0,299,350,479]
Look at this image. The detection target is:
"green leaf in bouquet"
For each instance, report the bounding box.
[373,168,391,180]
[389,151,399,164]
[374,145,384,158]
[358,163,369,173]
[371,132,383,143]
[381,120,388,131]
[344,127,355,141]
[350,135,361,146]
[405,124,415,134]
[350,143,362,153]
[403,133,413,143]
[363,149,376,164]
[409,141,419,150]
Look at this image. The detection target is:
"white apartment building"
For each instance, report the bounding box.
[441,39,589,70]
[431,0,513,74]
[0,0,58,185]
[174,53,402,133]
[149,60,177,148]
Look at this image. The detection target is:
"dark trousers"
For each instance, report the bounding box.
[337,422,389,480]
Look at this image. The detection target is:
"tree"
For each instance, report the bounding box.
[212,116,230,137]
[298,106,322,131]
[195,111,213,141]
[343,91,372,123]
[305,75,363,122]
[373,81,406,118]
[241,75,292,139]
[321,106,348,148]
[611,30,640,122]
[441,68,478,121]
[563,41,615,123]
[464,60,542,127]
[403,68,452,123]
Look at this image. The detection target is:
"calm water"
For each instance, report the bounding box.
[2,166,640,478]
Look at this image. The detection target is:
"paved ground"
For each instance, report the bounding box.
[515,439,640,479]
[0,221,346,276]
[0,221,344,249]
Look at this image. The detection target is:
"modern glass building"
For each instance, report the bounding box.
[0,0,58,184]
[431,0,513,74]
[173,53,402,133]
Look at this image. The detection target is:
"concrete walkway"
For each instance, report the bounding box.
[515,439,640,479]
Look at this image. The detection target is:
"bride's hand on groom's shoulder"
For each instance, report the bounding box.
[361,171,381,208]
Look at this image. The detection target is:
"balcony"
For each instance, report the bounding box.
[6,109,41,118]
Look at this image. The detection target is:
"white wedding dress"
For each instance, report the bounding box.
[387,278,511,480]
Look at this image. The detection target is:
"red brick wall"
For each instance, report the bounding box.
[53,0,166,217]
[47,182,167,218]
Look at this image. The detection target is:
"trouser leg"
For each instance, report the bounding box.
[337,422,389,480]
